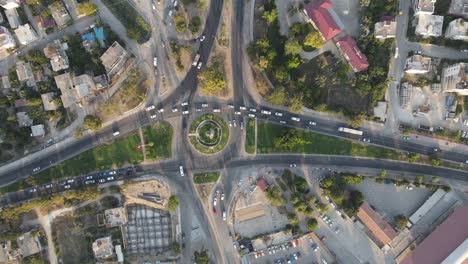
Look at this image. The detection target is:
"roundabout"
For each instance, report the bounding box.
[189,114,229,154]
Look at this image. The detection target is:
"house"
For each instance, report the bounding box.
[445,18,468,41]
[49,2,71,28]
[92,236,114,259]
[400,83,413,108]
[100,41,129,79]
[357,202,397,247]
[35,16,56,32]
[55,73,96,108]
[448,0,468,19]
[30,124,45,137]
[41,92,58,111]
[336,35,368,72]
[5,8,20,28]
[17,231,41,257]
[43,40,69,71]
[441,63,468,95]
[413,0,437,15]
[303,0,343,42]
[16,112,33,127]
[415,14,444,37]
[115,245,124,263]
[93,74,109,90]
[374,20,397,39]
[404,55,432,74]
[14,98,26,108]
[16,61,35,86]
[256,177,269,191]
[0,0,19,9]
[0,26,16,50]
[14,24,38,45]
[1,76,11,89]
[400,206,468,264]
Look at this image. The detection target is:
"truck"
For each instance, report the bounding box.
[192,54,200,66]
[338,127,363,136]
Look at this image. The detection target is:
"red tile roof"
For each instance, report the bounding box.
[303,0,341,41]
[336,35,369,72]
[256,178,269,191]
[357,202,397,246]
[401,206,468,264]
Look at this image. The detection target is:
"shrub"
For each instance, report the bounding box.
[168,195,179,212]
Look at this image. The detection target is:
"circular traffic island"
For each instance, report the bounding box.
[189,114,229,154]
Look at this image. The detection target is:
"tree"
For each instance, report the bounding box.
[321,177,334,188]
[287,213,298,224]
[408,153,420,162]
[173,14,187,33]
[194,250,209,264]
[394,215,408,229]
[293,176,308,193]
[284,40,302,55]
[77,2,98,16]
[253,56,270,72]
[288,95,303,113]
[264,186,284,206]
[430,158,441,166]
[83,115,102,130]
[286,55,302,70]
[342,174,363,185]
[266,86,287,105]
[172,242,181,254]
[168,195,179,212]
[306,218,318,231]
[26,49,48,67]
[346,114,365,128]
[379,169,387,177]
[316,203,328,214]
[303,31,323,49]
[189,16,201,33]
[262,9,278,23]
[274,128,309,150]
[416,175,424,183]
[198,58,226,95]
[431,176,440,183]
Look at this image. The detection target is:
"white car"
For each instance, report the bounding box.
[181,101,188,106]
[196,108,202,112]
[192,54,200,66]
[99,179,106,183]
[113,131,120,136]
[33,167,40,172]
[172,107,178,113]
[201,103,209,108]
[150,114,157,119]
[168,10,173,17]
[86,175,93,180]
[228,104,234,108]
[152,3,156,10]
[290,164,296,167]
[153,57,158,67]
[249,108,257,112]
[394,47,399,59]
[179,166,185,176]
[222,211,226,221]
[64,184,71,189]
[239,106,247,110]
[29,188,37,193]
[248,113,255,118]
[213,108,221,113]
[221,193,225,200]
[158,108,165,113]
[213,197,217,206]
[362,138,371,143]
[66,179,74,183]
[234,111,241,115]
[240,122,244,130]
[261,110,271,115]
[275,112,283,117]
[280,120,286,124]
[291,117,300,122]
[197,62,203,69]
[145,105,156,111]
[309,121,317,126]
[237,179,243,186]
[232,120,237,127]
[107,176,114,181]
[182,110,189,115]
[200,35,206,42]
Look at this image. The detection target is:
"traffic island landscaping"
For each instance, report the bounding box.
[245,118,256,154]
[189,114,229,154]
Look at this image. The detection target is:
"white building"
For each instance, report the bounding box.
[404,55,432,74]
[415,14,444,37]
[0,0,19,10]
[0,26,16,49]
[413,0,437,15]
[30,124,45,137]
[441,63,468,95]
[374,20,397,39]
[14,24,38,45]
[448,0,468,19]
[445,18,468,41]
[5,8,20,28]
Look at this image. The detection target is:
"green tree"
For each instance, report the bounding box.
[287,213,298,224]
[264,185,284,206]
[83,115,102,130]
[394,214,408,229]
[321,177,334,188]
[266,86,287,105]
[416,175,424,183]
[198,58,226,95]
[168,195,179,212]
[342,174,363,185]
[172,242,181,254]
[253,56,270,72]
[285,40,302,55]
[408,153,420,162]
[288,95,303,113]
[194,250,209,264]
[431,176,440,183]
[316,203,328,214]
[274,128,309,150]
[346,114,365,128]
[173,14,187,33]
[77,2,98,16]
[379,169,387,177]
[306,218,318,231]
[303,31,323,49]
[262,9,278,23]
[189,16,201,33]
[26,49,48,67]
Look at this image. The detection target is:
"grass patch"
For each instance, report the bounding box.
[143,121,173,160]
[189,114,229,154]
[257,122,400,159]
[245,118,256,154]
[100,0,151,43]
[193,172,220,184]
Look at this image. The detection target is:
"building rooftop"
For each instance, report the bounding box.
[49,2,71,28]
[73,74,95,98]
[357,201,397,246]
[336,35,368,72]
[41,92,58,111]
[374,20,397,39]
[414,0,437,14]
[30,124,45,137]
[303,0,342,41]
[93,74,109,89]
[14,24,38,45]
[5,8,20,28]
[401,206,468,264]
[100,41,129,78]
[104,207,127,228]
[449,0,468,18]
[0,26,16,50]
[445,18,468,40]
[404,55,432,74]
[54,73,76,108]
[441,63,468,95]
[35,16,55,30]
[43,40,69,72]
[0,0,19,10]
[1,76,11,89]
[415,14,444,37]
[92,236,114,259]
[16,61,33,82]
[17,231,41,258]
[16,111,33,127]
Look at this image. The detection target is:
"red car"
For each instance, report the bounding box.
[213,208,216,214]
